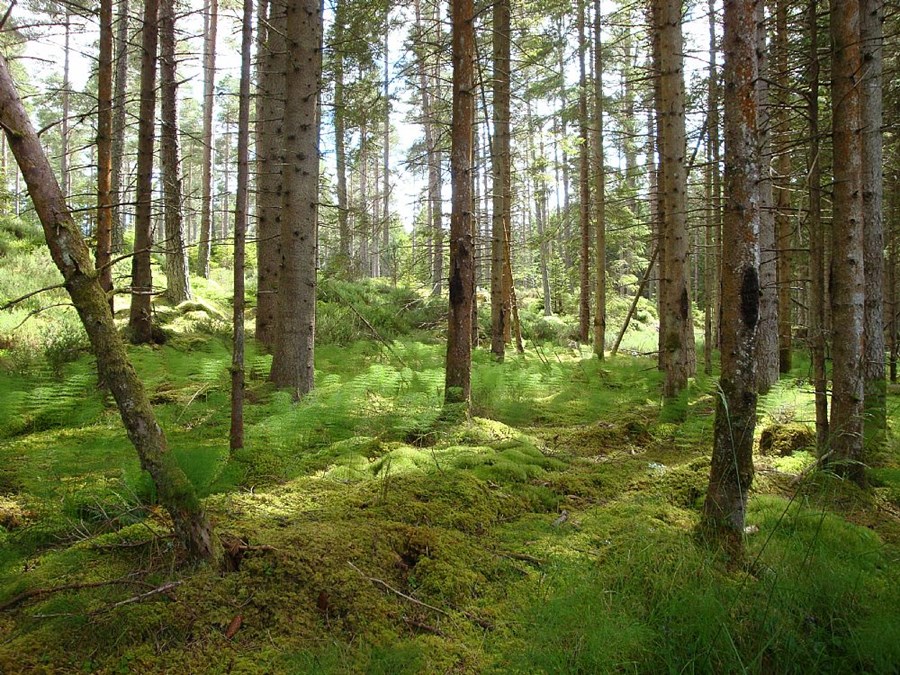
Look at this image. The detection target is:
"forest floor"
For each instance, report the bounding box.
[0,274,899,673]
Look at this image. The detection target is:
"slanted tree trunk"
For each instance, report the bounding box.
[159,0,192,304]
[96,0,114,310]
[656,0,695,397]
[444,0,475,411]
[807,0,828,449]
[577,0,591,344]
[860,0,885,447]
[255,0,284,350]
[128,0,159,345]
[110,0,129,254]
[828,0,866,486]
[755,3,779,393]
[491,0,510,359]
[197,0,218,278]
[0,49,220,565]
[231,0,253,452]
[703,0,759,562]
[592,0,605,359]
[268,0,322,399]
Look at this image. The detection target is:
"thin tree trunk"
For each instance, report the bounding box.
[231,0,253,452]
[96,0,114,311]
[860,0,885,447]
[444,0,475,410]
[592,0,605,358]
[0,49,219,565]
[828,0,866,486]
[334,2,350,273]
[430,2,444,296]
[128,0,159,345]
[268,0,322,399]
[491,0,510,359]
[381,19,391,277]
[110,0,129,254]
[774,0,792,374]
[60,9,70,197]
[197,0,218,278]
[159,0,192,304]
[577,0,591,345]
[703,0,759,562]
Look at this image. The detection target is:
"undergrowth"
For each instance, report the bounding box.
[0,276,898,673]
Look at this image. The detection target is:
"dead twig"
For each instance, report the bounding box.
[0,577,153,612]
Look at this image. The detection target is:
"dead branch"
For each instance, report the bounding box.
[0,577,153,612]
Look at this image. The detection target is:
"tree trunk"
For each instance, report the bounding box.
[381,20,391,277]
[656,0,695,397]
[491,0,510,359]
[255,0,284,351]
[807,0,828,449]
[128,0,159,345]
[755,3,779,393]
[231,0,253,452]
[860,0,885,447]
[577,0,591,345]
[197,0,218,279]
[268,0,322,400]
[774,0,792,373]
[159,0,192,304]
[430,2,444,297]
[96,0,114,311]
[334,2,351,274]
[703,0,759,562]
[592,0,605,358]
[60,9,70,197]
[0,49,219,565]
[444,0,475,410]
[110,0,129,254]
[828,0,866,486]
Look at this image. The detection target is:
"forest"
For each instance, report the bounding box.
[0,0,898,671]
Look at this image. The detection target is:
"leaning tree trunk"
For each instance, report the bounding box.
[828,0,866,486]
[96,0,114,310]
[0,49,219,565]
[128,0,159,345]
[268,0,322,399]
[159,0,192,304]
[444,0,475,411]
[703,0,759,562]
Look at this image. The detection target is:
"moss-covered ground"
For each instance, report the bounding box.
[0,271,898,672]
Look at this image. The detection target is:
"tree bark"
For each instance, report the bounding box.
[159,0,192,304]
[0,49,219,565]
[110,0,129,254]
[128,0,159,345]
[828,0,866,486]
[96,0,114,311]
[333,2,351,274]
[860,0,885,447]
[577,0,591,345]
[232,0,253,452]
[774,0,792,373]
[197,0,218,279]
[444,0,475,411]
[703,0,759,562]
[268,0,322,400]
[592,0,605,358]
[491,0,510,359]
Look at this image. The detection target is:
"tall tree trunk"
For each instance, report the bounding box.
[96,0,114,311]
[110,0,129,254]
[774,0,792,373]
[159,0,192,304]
[444,0,475,410]
[828,0,866,486]
[128,0,159,345]
[592,0,605,358]
[197,0,218,278]
[334,2,350,273]
[703,0,759,562]
[703,0,720,376]
[577,0,591,344]
[807,0,828,449]
[0,49,220,565]
[430,2,444,296]
[255,0,284,350]
[268,0,322,399]
[755,3,779,392]
[656,0,695,397]
[491,0,510,359]
[381,19,391,277]
[60,9,70,197]
[232,0,253,452]
[861,0,885,447]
